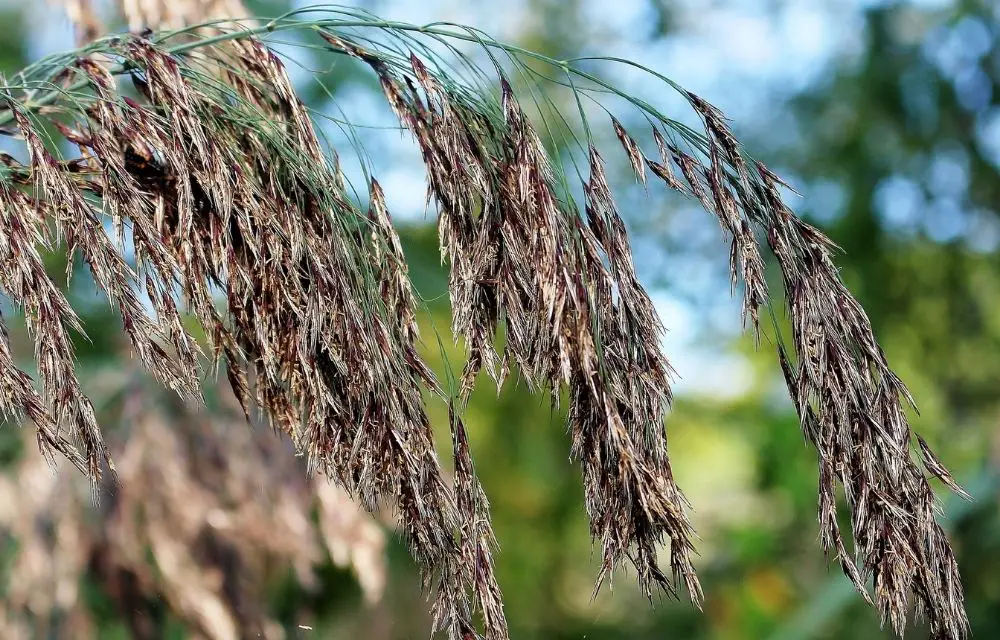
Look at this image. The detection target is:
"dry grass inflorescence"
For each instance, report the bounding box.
[0,379,386,639]
[0,3,971,638]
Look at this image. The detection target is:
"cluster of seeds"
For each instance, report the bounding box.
[0,7,971,638]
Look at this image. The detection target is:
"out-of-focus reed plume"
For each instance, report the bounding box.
[0,384,386,640]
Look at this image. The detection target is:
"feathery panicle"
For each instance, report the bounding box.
[345,38,702,606]
[765,204,968,638]
[5,28,477,639]
[685,92,968,636]
[0,385,387,639]
[1,5,971,637]
[0,121,110,482]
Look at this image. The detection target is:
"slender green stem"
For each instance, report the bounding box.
[0,10,710,157]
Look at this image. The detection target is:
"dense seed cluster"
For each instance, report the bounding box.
[652,93,969,638]
[3,31,481,637]
[0,5,972,638]
[347,42,700,611]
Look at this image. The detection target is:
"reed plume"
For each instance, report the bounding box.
[0,379,386,640]
[0,5,971,638]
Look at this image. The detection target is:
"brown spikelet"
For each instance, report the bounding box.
[647,126,688,193]
[611,116,646,185]
[0,308,87,474]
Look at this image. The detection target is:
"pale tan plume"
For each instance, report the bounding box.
[53,0,252,43]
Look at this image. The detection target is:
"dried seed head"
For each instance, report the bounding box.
[611,116,646,185]
[1,12,970,639]
[365,47,702,612]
